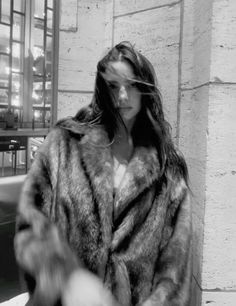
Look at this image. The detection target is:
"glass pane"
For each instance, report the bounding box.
[34,0,45,19]
[32,81,43,105]
[46,36,52,76]
[33,22,44,76]
[47,9,52,34]
[13,13,24,41]
[12,42,23,72]
[0,24,10,53]
[33,109,43,122]
[45,85,51,106]
[1,0,10,24]
[14,0,26,13]
[29,137,44,163]
[34,26,44,48]
[0,108,6,120]
[34,16,44,30]
[13,108,21,124]
[45,109,51,123]
[11,92,20,107]
[46,62,51,78]
[46,35,52,58]
[33,46,44,75]
[12,73,23,93]
[47,0,53,9]
[0,54,10,84]
[0,88,8,105]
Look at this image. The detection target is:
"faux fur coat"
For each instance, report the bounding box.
[14,117,192,306]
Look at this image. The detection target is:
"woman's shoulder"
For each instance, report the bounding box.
[55,116,88,136]
[35,117,89,157]
[46,117,89,142]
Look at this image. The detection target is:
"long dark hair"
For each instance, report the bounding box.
[75,41,188,182]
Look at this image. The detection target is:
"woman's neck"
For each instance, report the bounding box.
[116,116,136,137]
[112,118,136,163]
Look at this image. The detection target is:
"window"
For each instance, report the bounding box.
[0,0,58,128]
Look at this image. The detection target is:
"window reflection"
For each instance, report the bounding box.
[0,0,57,177]
[0,0,55,129]
[13,0,25,13]
[0,0,10,24]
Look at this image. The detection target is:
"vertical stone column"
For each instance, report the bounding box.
[201,0,236,304]
[179,0,236,305]
[179,0,213,304]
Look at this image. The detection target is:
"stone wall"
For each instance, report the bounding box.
[113,1,181,137]
[57,0,181,137]
[57,0,113,119]
[58,1,236,305]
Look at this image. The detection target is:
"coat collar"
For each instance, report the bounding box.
[113,145,160,221]
[57,118,161,205]
[77,124,161,223]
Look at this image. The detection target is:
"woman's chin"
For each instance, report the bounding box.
[119,114,138,131]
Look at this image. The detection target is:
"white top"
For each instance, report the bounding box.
[113,156,128,191]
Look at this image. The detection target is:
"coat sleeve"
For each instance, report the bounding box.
[142,177,192,306]
[14,130,79,306]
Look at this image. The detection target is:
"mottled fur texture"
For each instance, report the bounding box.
[14,118,192,306]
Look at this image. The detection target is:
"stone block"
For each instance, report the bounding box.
[201,292,236,306]
[202,84,236,290]
[58,0,113,91]
[207,85,236,166]
[180,0,194,88]
[181,0,213,89]
[114,4,181,136]
[57,92,92,120]
[178,86,210,284]
[114,0,178,16]
[210,0,236,83]
[60,0,78,31]
[178,87,209,160]
[186,157,205,282]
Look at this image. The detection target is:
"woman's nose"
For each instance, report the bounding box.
[118,86,128,105]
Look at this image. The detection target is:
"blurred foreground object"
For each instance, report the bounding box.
[62,269,119,306]
[0,293,29,306]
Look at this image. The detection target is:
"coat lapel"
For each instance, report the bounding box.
[80,126,114,278]
[78,125,161,276]
[113,145,161,221]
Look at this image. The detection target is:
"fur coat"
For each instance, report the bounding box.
[14,117,192,306]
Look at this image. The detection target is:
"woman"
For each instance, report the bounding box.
[14,41,192,306]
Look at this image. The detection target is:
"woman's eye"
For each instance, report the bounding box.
[108,83,118,89]
[127,82,137,89]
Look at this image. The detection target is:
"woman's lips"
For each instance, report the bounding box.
[118,107,132,110]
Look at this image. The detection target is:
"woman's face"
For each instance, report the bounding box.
[104,60,142,122]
